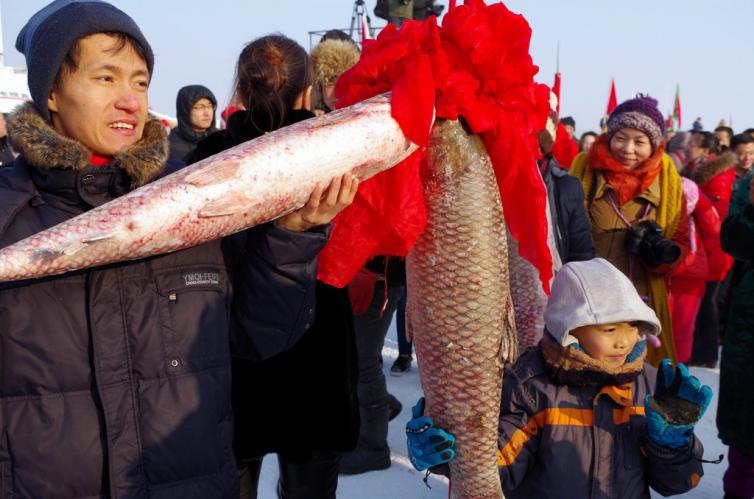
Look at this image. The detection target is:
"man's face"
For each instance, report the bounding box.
[0,114,6,139]
[564,124,575,137]
[715,130,731,147]
[685,134,708,164]
[47,33,149,157]
[189,97,214,132]
[580,134,595,152]
[735,143,754,172]
[322,84,336,111]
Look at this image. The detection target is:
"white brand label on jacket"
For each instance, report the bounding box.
[183,272,220,287]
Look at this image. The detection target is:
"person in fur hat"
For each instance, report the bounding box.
[311,36,360,114]
[407,258,711,498]
[1,1,356,497]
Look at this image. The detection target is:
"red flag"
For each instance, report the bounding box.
[606,78,617,115]
[449,0,457,9]
[552,122,578,169]
[552,72,561,115]
[672,85,682,130]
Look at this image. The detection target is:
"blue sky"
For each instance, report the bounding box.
[3,1,753,135]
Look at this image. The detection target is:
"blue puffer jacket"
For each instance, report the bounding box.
[498,341,704,499]
[0,105,325,498]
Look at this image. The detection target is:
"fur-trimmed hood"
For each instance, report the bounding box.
[690,152,735,187]
[6,102,168,187]
[312,39,360,86]
[540,333,646,386]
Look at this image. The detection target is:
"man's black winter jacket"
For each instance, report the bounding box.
[0,105,326,498]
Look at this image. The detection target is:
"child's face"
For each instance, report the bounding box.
[570,322,640,366]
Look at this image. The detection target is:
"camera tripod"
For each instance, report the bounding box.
[349,0,374,47]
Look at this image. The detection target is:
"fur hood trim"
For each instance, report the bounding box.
[312,39,360,86]
[6,102,168,187]
[540,333,646,387]
[690,152,735,187]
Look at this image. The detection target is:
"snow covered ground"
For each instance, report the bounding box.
[257,319,727,498]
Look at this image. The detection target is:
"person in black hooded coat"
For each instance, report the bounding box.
[168,84,218,161]
[188,35,360,499]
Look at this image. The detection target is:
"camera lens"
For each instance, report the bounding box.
[654,240,681,264]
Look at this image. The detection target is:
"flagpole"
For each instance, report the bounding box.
[556,41,560,74]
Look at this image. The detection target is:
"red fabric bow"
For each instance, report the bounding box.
[317,0,553,294]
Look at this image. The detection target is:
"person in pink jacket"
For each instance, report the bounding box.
[669,178,726,363]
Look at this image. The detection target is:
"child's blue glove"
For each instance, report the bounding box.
[645,359,713,448]
[406,397,456,472]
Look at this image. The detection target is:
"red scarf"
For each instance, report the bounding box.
[90,154,111,167]
[588,135,665,205]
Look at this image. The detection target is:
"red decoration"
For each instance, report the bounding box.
[606,78,618,116]
[551,122,579,169]
[318,0,553,293]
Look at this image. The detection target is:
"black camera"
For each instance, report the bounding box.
[624,220,681,267]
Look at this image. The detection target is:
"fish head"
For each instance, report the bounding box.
[420,119,488,193]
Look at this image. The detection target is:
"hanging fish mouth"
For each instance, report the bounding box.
[420,119,486,192]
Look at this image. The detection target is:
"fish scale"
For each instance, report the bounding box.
[0,93,417,282]
[407,119,517,499]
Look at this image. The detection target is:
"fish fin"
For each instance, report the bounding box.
[185,161,241,187]
[199,193,249,218]
[63,233,115,255]
[499,295,519,366]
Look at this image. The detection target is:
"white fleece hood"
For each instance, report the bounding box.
[544,258,661,346]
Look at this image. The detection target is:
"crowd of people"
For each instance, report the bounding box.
[0,1,753,498]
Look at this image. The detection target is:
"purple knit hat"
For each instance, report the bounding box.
[607,94,666,150]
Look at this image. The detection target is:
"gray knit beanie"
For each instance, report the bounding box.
[15,0,154,122]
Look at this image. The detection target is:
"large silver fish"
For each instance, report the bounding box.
[0,94,418,282]
[406,119,517,499]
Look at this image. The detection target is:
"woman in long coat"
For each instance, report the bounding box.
[718,171,754,499]
[570,96,690,365]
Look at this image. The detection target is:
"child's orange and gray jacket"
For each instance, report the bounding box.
[497,348,704,499]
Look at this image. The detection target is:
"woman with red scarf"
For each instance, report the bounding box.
[570,96,690,365]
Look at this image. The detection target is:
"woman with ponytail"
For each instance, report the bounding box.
[190,35,359,499]
[570,95,690,366]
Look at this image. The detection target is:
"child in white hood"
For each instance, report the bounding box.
[407,258,713,498]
